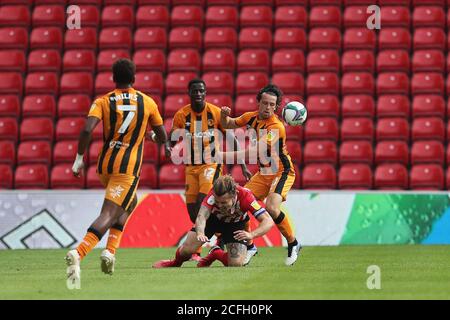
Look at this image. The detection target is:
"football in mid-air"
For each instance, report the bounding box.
[282,101,307,126]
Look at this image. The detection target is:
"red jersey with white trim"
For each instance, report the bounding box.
[201,185,266,223]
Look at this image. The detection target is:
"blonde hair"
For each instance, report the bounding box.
[213,175,237,197]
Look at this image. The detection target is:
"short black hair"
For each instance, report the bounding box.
[112,58,135,85]
[188,78,206,90]
[256,84,283,107]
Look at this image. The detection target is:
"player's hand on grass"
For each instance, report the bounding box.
[233,230,253,241]
[197,234,209,243]
[72,154,84,178]
[221,106,231,117]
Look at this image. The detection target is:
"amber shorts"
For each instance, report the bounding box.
[98,173,139,211]
[185,164,222,203]
[244,170,296,202]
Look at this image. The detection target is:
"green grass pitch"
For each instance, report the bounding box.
[1,245,449,300]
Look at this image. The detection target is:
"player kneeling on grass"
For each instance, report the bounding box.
[153,175,274,268]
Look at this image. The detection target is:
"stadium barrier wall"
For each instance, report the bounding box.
[0,190,449,249]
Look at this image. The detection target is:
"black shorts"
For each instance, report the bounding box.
[191,214,249,245]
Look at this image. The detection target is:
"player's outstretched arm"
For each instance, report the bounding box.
[195,205,211,242]
[72,116,100,177]
[220,106,240,129]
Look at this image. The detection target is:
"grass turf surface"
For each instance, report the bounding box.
[0,245,449,300]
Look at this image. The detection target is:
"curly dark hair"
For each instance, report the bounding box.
[256,84,284,108]
[112,58,136,85]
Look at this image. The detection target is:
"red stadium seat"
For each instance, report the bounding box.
[134,27,167,50]
[143,141,159,164]
[380,6,410,28]
[305,95,339,118]
[303,140,337,165]
[58,94,91,118]
[412,117,445,142]
[51,164,85,189]
[236,72,269,95]
[60,72,93,96]
[0,27,28,50]
[79,5,100,27]
[205,6,238,28]
[230,164,259,186]
[412,0,444,6]
[273,28,306,50]
[63,50,96,72]
[0,50,26,72]
[341,117,374,141]
[240,0,273,6]
[167,49,201,73]
[304,117,339,142]
[102,5,134,28]
[343,6,370,28]
[32,5,65,27]
[56,117,85,141]
[97,50,130,72]
[275,6,307,28]
[285,141,301,164]
[25,72,58,95]
[308,28,341,51]
[136,5,169,28]
[414,28,446,50]
[344,28,376,51]
[17,141,51,165]
[309,6,341,29]
[411,141,445,165]
[302,164,337,189]
[53,140,78,164]
[374,164,408,190]
[0,141,15,166]
[375,140,409,165]
[306,73,339,96]
[412,50,444,72]
[0,96,20,118]
[272,49,304,73]
[240,6,273,28]
[202,72,234,95]
[30,27,63,50]
[208,95,233,109]
[22,95,56,118]
[86,165,103,189]
[377,95,410,119]
[235,95,257,115]
[95,72,114,96]
[99,27,132,50]
[135,72,164,95]
[165,72,197,95]
[377,73,409,96]
[412,95,445,118]
[169,27,202,50]
[307,50,340,73]
[339,140,373,165]
[376,50,410,73]
[339,164,373,190]
[15,164,49,189]
[0,5,30,27]
[341,72,374,95]
[237,49,270,73]
[342,95,375,118]
[64,28,97,50]
[171,5,204,28]
[376,118,410,142]
[204,27,238,50]
[239,27,272,50]
[20,118,54,141]
[133,49,166,73]
[413,7,445,28]
[378,28,411,51]
[27,49,60,73]
[89,140,103,165]
[140,164,158,189]
[272,72,305,95]
[202,49,236,72]
[342,50,375,73]
[410,165,444,190]
[159,164,185,189]
[0,117,18,143]
[284,123,303,141]
[164,95,189,118]
[0,164,13,188]
[0,72,23,95]
[411,73,444,95]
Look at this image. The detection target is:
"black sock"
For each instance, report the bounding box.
[288,239,298,247]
